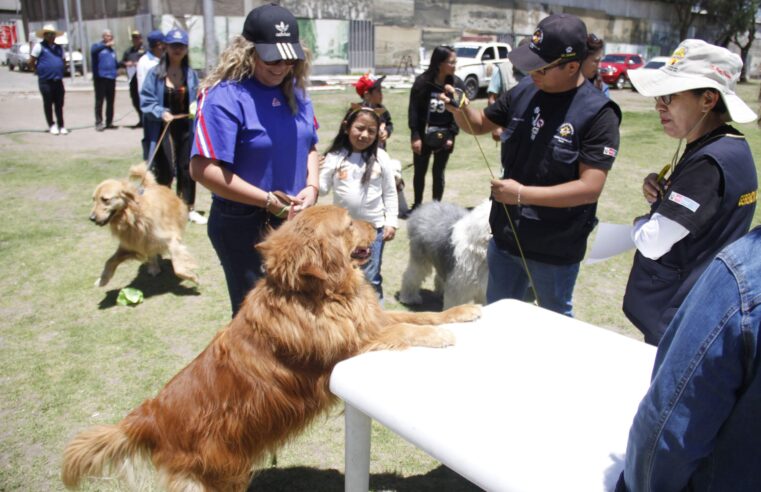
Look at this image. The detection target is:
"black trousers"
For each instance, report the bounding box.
[129,76,141,122]
[412,141,454,205]
[93,77,115,126]
[154,119,196,207]
[38,78,65,127]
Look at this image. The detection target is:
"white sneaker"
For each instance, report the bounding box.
[49,124,59,135]
[59,127,69,135]
[188,210,207,225]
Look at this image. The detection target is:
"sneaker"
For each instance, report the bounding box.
[95,123,105,132]
[49,124,59,135]
[59,127,69,135]
[188,210,208,225]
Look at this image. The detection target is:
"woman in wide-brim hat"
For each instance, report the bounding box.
[189,3,319,317]
[623,39,758,346]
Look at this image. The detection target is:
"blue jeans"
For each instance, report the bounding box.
[361,228,385,300]
[207,198,282,316]
[486,239,580,316]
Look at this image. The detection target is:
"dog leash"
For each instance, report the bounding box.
[145,113,189,173]
[448,91,541,308]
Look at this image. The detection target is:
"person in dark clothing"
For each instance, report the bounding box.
[442,14,621,317]
[407,45,466,211]
[91,29,118,131]
[29,24,67,135]
[121,30,145,127]
[622,39,758,346]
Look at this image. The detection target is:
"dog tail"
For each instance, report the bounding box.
[61,422,149,489]
[128,162,157,188]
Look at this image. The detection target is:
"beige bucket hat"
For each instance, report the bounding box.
[629,39,757,124]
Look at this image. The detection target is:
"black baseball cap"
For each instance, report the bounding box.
[508,14,588,72]
[242,3,305,62]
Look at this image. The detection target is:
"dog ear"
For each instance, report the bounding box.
[119,185,137,203]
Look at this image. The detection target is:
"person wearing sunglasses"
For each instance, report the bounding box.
[442,14,621,317]
[623,39,758,346]
[190,3,319,316]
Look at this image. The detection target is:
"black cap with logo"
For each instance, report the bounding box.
[508,14,588,72]
[242,3,305,62]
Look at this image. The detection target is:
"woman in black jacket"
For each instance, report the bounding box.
[407,46,466,211]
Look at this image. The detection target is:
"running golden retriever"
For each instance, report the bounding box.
[89,163,198,286]
[62,205,481,491]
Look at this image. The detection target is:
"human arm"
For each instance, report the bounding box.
[440,84,499,136]
[490,163,608,207]
[318,152,339,196]
[379,151,399,237]
[29,43,41,72]
[633,158,722,259]
[189,156,290,216]
[90,43,103,75]
[139,67,170,122]
[620,255,750,492]
[290,146,320,213]
[408,78,425,154]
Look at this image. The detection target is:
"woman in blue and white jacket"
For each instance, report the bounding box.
[140,28,204,224]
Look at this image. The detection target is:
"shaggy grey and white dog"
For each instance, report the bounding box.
[399,200,491,309]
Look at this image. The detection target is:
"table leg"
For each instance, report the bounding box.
[344,402,371,492]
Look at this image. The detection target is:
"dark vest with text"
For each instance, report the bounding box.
[623,132,757,345]
[490,79,621,265]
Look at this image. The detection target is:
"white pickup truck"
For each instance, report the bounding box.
[454,42,512,99]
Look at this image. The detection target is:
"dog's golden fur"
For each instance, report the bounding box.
[89,163,198,286]
[63,205,481,491]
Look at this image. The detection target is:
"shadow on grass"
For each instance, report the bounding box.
[98,258,200,309]
[394,289,443,312]
[247,464,483,491]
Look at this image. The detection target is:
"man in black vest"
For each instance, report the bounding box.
[442,14,621,316]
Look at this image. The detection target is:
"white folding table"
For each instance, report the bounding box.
[329,299,656,492]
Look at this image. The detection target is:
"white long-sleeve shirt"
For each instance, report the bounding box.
[632,213,690,260]
[136,51,160,94]
[319,148,399,229]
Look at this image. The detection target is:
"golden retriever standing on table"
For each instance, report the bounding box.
[63,205,480,491]
[89,163,198,286]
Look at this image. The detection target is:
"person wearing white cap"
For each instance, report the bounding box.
[29,24,68,135]
[189,3,319,316]
[623,39,758,346]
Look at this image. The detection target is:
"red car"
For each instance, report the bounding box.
[599,53,644,89]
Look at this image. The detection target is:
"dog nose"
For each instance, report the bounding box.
[89,214,96,222]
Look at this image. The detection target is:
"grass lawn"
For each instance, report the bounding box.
[1,81,760,491]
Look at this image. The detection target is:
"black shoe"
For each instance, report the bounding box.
[105,124,117,129]
[95,123,105,132]
[132,121,143,128]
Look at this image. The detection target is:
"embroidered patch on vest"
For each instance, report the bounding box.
[738,190,757,207]
[668,191,700,212]
[603,146,617,157]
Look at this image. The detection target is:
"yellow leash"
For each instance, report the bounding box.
[455,95,541,307]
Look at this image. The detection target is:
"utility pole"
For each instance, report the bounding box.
[74,0,87,76]
[61,0,75,78]
[202,0,217,72]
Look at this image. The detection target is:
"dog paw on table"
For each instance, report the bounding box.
[441,304,482,323]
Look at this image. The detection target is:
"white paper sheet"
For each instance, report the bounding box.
[585,222,635,264]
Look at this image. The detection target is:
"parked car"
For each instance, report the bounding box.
[599,53,644,89]
[640,56,670,70]
[62,46,84,75]
[454,42,512,100]
[7,42,32,71]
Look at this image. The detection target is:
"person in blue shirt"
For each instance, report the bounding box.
[91,29,118,131]
[190,4,319,316]
[29,24,67,135]
[616,226,761,492]
[141,28,204,225]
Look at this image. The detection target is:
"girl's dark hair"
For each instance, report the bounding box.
[325,107,381,185]
[691,88,728,116]
[587,33,604,53]
[423,45,456,84]
[154,47,189,80]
